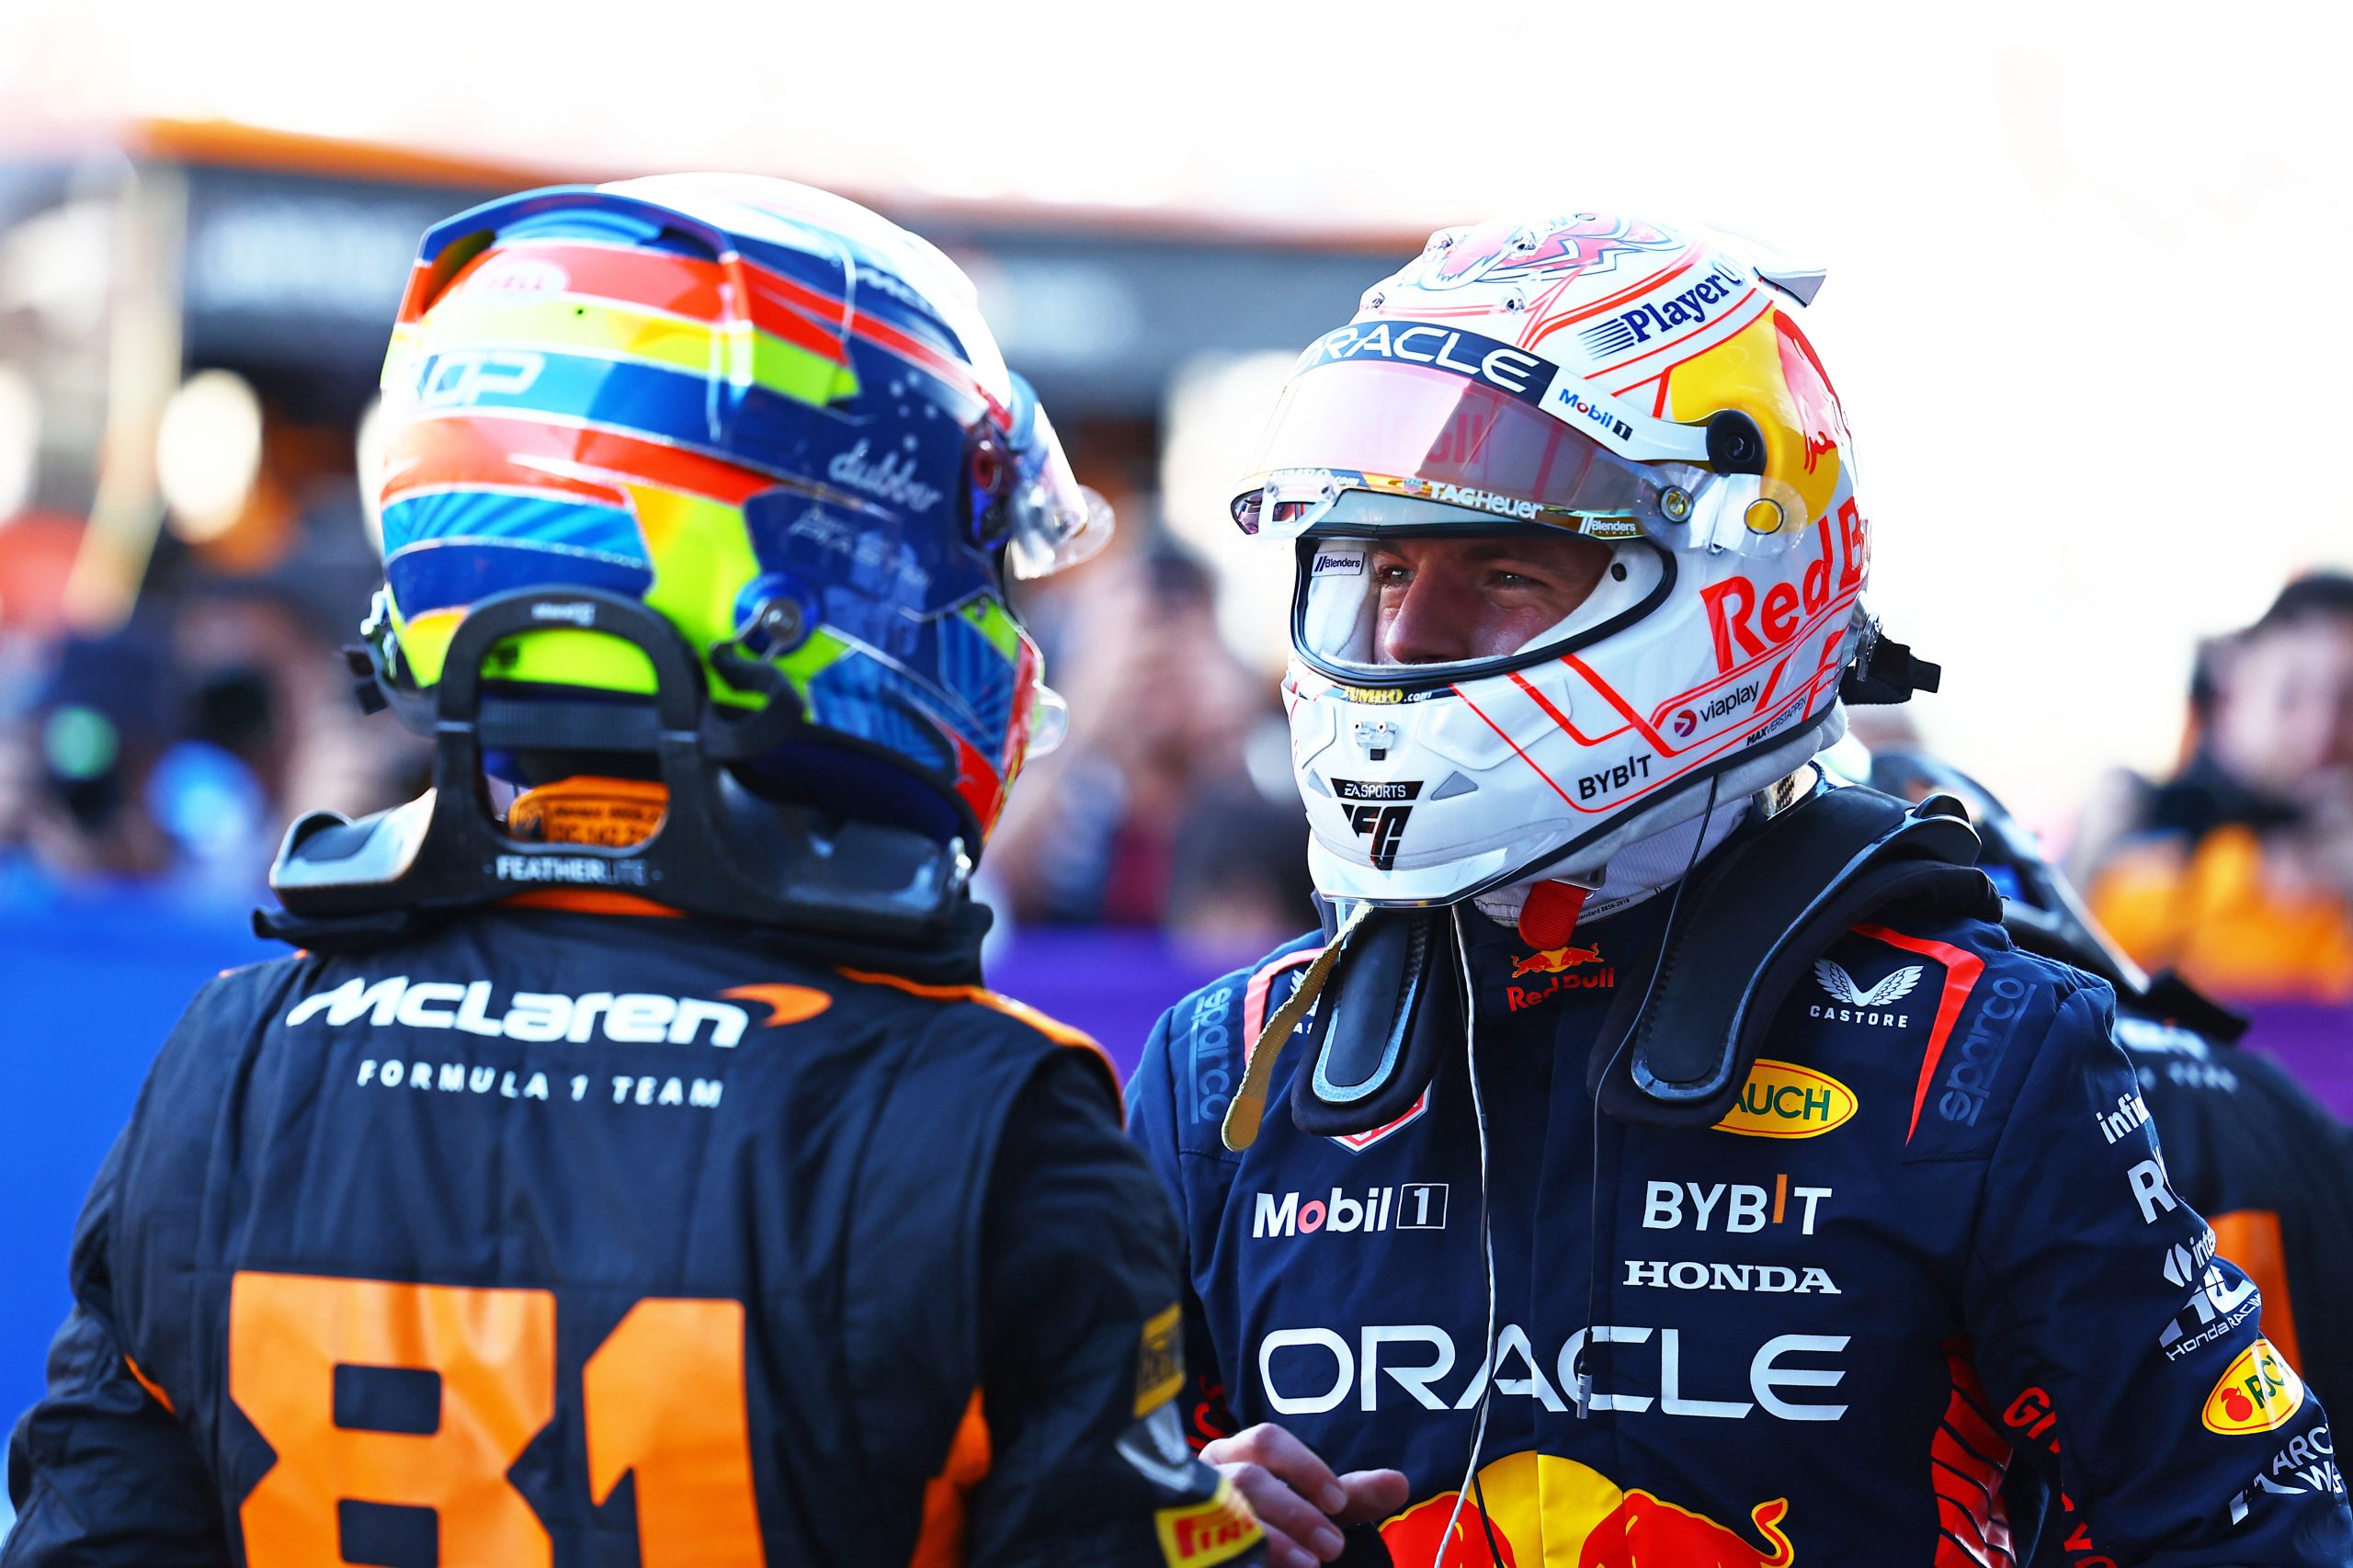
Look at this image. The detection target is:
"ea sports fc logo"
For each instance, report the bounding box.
[1713,1061,1858,1140]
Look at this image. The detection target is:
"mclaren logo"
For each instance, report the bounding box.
[285,976,830,1046]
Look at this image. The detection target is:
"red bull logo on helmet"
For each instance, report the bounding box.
[1379,1449,1796,1567]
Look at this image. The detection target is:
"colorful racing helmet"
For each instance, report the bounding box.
[368,175,1109,844]
[1233,214,1885,906]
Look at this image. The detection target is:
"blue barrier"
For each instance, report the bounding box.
[0,892,1240,1432]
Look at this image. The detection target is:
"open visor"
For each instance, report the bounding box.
[1233,358,1711,541]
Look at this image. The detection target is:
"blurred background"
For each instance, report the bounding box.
[2,0,2351,1470]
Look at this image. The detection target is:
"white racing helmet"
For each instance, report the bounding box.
[1236,214,1904,908]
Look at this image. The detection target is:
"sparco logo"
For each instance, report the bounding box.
[1256,1322,1848,1420]
[1577,261,1747,357]
[494,854,651,887]
[1296,320,1551,406]
[1938,974,2029,1125]
[1188,984,1237,1125]
[1621,1260,1841,1295]
[1254,1183,1447,1237]
[286,976,753,1047]
[826,439,944,512]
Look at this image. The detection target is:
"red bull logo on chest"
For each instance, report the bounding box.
[1378,1449,1796,1567]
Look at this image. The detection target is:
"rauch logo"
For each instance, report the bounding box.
[1713,1061,1858,1140]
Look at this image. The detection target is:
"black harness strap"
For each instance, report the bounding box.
[1588,784,1997,1128]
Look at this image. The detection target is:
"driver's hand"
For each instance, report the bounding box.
[1200,1423,1410,1568]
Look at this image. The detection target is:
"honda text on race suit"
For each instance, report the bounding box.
[1129,886,2353,1565]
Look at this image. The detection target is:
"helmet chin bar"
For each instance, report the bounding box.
[1308,706,1848,915]
[265,586,972,949]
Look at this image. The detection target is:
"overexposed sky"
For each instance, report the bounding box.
[6,0,2349,830]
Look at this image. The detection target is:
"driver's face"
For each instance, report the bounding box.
[1371,533,1616,665]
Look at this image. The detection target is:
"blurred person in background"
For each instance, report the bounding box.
[4,176,1258,1568]
[0,629,179,886]
[1163,780,1319,969]
[1126,213,2349,1568]
[2079,573,2353,1003]
[988,541,1272,926]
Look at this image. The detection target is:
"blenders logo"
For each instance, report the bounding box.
[1253,1183,1448,1238]
[1577,261,1748,358]
[1335,778,1421,871]
[1295,321,1551,407]
[1311,549,1367,577]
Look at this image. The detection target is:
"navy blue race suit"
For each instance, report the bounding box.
[6,903,1260,1568]
[1129,883,2353,1566]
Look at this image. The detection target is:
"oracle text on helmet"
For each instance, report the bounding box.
[1699,500,1866,674]
[1296,321,1549,403]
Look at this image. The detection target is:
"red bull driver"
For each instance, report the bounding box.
[1125,215,2351,1566]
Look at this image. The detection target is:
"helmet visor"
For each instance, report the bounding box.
[1295,519,1667,684]
[1000,376,1113,581]
[1233,358,1707,540]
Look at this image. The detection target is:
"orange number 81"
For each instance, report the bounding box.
[229,1272,762,1565]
